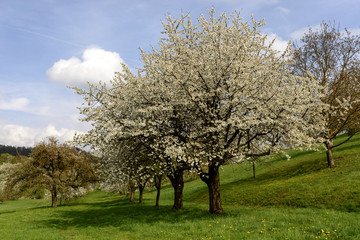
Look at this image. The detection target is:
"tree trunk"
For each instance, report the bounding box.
[138,178,149,205]
[138,185,144,204]
[129,183,136,203]
[168,170,184,210]
[51,187,57,208]
[154,175,162,207]
[252,159,256,178]
[325,140,335,168]
[155,187,161,207]
[207,164,223,214]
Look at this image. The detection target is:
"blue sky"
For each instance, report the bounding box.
[0,0,359,146]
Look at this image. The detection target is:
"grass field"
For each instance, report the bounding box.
[1,134,359,239]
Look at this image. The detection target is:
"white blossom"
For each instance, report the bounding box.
[72,9,326,193]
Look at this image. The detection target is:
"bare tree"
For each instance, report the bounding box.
[292,22,360,168]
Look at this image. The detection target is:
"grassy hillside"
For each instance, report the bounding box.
[0,133,359,239]
[188,133,360,212]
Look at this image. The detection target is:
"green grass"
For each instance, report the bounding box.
[187,133,360,213]
[0,133,360,239]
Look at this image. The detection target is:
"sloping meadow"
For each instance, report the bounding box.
[0,134,359,239]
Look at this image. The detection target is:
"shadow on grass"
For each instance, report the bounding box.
[36,195,213,231]
[0,210,16,215]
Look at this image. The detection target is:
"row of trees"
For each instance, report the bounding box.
[72,9,360,214]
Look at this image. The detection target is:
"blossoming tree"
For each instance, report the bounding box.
[74,9,325,214]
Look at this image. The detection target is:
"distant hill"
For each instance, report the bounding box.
[0,145,33,157]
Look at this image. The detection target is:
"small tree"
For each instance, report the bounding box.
[0,161,20,201]
[292,22,360,168]
[5,137,98,207]
[92,137,157,204]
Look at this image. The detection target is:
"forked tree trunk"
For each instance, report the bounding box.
[51,187,57,208]
[129,183,136,203]
[154,175,162,207]
[207,164,223,214]
[168,170,184,210]
[325,140,335,168]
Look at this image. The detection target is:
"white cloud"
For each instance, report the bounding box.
[0,123,79,147]
[265,33,289,53]
[277,6,290,14]
[0,97,29,111]
[47,47,125,87]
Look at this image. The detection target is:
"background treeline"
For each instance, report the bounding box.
[0,144,33,157]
